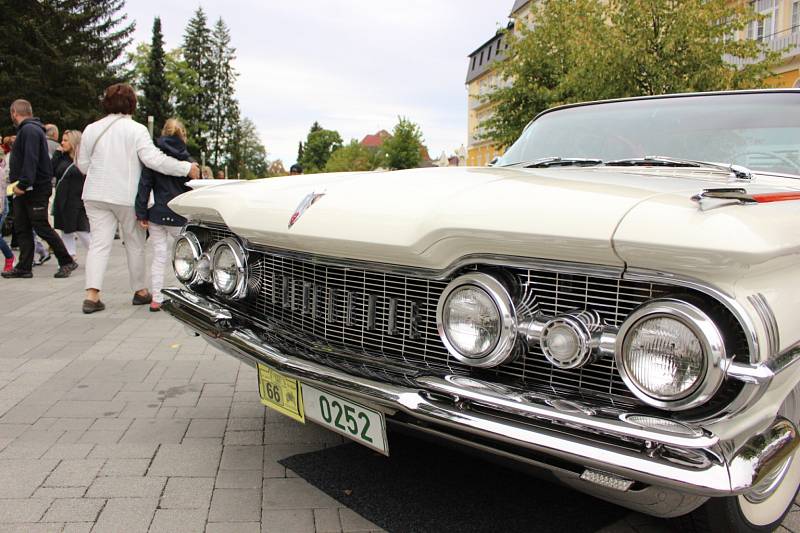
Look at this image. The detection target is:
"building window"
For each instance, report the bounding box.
[488,44,493,59]
[793,0,800,33]
[749,0,779,41]
[480,51,484,65]
[496,37,502,53]
[472,56,476,70]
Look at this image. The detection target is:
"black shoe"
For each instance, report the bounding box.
[54,262,79,278]
[82,299,105,314]
[1,268,32,279]
[33,253,51,267]
[132,291,153,305]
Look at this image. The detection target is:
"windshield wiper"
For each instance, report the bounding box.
[518,157,604,168]
[604,156,753,180]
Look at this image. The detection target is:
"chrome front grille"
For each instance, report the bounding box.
[188,224,671,406]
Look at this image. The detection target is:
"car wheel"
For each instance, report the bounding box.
[683,386,800,532]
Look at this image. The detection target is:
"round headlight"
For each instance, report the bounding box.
[616,299,726,411]
[211,238,247,299]
[173,233,201,283]
[437,273,517,368]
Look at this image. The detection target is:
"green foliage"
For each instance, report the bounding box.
[228,118,268,179]
[325,140,380,173]
[0,0,135,133]
[208,18,239,169]
[383,117,424,170]
[141,17,172,132]
[483,0,784,148]
[178,7,215,158]
[299,123,343,173]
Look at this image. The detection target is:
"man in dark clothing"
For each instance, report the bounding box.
[2,100,77,279]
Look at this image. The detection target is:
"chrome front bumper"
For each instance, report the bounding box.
[162,288,798,503]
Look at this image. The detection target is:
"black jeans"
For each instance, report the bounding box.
[12,187,71,272]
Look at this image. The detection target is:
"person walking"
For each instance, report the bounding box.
[77,83,199,314]
[52,130,90,260]
[1,100,76,280]
[135,119,192,312]
[44,124,59,157]
[0,141,14,271]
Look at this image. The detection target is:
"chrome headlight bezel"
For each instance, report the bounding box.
[210,237,248,300]
[436,272,518,368]
[615,299,727,411]
[173,232,202,284]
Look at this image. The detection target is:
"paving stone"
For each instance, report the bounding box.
[0,524,63,533]
[42,443,95,459]
[186,418,227,438]
[205,523,261,533]
[0,458,59,497]
[77,429,124,444]
[159,477,215,509]
[148,443,222,477]
[227,418,264,432]
[202,384,235,397]
[262,478,340,510]
[260,509,315,533]
[314,508,342,533]
[119,418,189,443]
[220,445,263,471]
[92,497,158,533]
[99,458,151,476]
[86,475,166,498]
[45,459,104,487]
[224,430,262,445]
[209,488,261,522]
[149,509,208,533]
[89,443,158,459]
[89,418,134,431]
[41,498,105,522]
[339,509,380,532]
[0,498,51,522]
[44,400,125,418]
[215,469,263,489]
[33,487,87,499]
[62,524,94,533]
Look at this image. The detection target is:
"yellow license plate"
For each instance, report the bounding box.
[257,364,305,423]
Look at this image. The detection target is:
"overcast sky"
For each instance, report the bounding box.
[124,0,508,166]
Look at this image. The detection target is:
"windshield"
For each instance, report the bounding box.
[498,92,800,176]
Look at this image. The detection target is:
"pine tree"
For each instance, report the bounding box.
[208,18,240,168]
[297,142,304,163]
[0,0,135,132]
[178,7,214,157]
[141,17,172,132]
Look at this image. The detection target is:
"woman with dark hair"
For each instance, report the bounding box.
[77,83,200,314]
[52,130,90,259]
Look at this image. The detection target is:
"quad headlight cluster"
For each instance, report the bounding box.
[172,231,248,300]
[436,272,729,412]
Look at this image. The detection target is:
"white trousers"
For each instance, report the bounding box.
[148,223,180,304]
[84,200,147,292]
[60,231,91,257]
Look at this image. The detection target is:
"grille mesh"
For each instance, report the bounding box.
[188,225,676,406]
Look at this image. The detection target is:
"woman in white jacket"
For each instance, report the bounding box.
[77,84,199,314]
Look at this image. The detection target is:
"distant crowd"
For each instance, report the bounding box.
[1,83,211,314]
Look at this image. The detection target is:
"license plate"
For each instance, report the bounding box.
[302,384,388,455]
[257,364,305,423]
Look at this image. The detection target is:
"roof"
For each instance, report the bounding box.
[360,130,391,148]
[465,25,512,84]
[510,0,531,15]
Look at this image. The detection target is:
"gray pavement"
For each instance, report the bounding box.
[0,241,796,533]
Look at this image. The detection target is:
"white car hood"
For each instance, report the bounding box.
[168,166,800,274]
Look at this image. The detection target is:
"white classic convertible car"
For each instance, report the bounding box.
[163,90,800,532]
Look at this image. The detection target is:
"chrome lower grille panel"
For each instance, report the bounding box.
[188,224,672,406]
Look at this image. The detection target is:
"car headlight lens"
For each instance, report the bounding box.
[442,286,501,357]
[616,299,726,411]
[173,233,201,283]
[211,239,247,298]
[437,273,518,368]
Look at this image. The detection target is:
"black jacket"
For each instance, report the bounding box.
[135,136,191,226]
[52,151,89,233]
[9,118,53,191]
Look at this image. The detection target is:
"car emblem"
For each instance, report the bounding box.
[288,192,325,229]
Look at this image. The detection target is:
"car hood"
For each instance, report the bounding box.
[168,166,800,274]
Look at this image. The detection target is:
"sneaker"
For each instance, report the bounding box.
[3,257,13,272]
[33,253,51,266]
[149,302,161,313]
[54,261,79,278]
[82,299,105,314]
[132,291,153,305]
[1,268,32,279]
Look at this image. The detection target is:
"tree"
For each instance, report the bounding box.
[325,140,380,173]
[299,123,343,173]
[482,0,782,148]
[383,117,424,170]
[208,17,240,168]
[228,118,268,180]
[178,7,214,157]
[126,44,196,128]
[141,17,172,132]
[0,0,135,133]
[297,141,304,164]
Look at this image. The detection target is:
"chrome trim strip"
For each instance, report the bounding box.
[749,293,780,358]
[162,287,800,497]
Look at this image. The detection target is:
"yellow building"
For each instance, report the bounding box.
[729,0,800,87]
[465,1,533,167]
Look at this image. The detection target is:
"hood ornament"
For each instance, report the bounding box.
[288,191,326,229]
